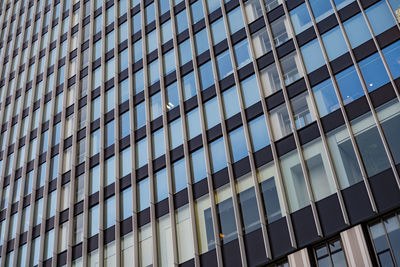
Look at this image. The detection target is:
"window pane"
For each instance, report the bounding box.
[313,78,339,117]
[209,137,227,173]
[176,205,195,263]
[199,61,214,90]
[204,97,221,129]
[190,148,207,183]
[216,50,233,79]
[365,1,396,35]
[290,3,312,35]
[335,65,364,105]
[222,86,240,119]
[352,112,391,177]
[155,168,168,202]
[138,178,150,211]
[227,7,244,34]
[281,149,309,212]
[270,102,292,140]
[301,39,325,73]
[234,39,252,68]
[322,26,348,61]
[343,13,372,48]
[359,52,390,92]
[215,184,237,244]
[382,40,400,79]
[211,18,226,45]
[186,108,202,139]
[309,0,333,22]
[248,115,270,151]
[240,75,260,108]
[229,126,248,162]
[291,91,316,130]
[152,128,165,159]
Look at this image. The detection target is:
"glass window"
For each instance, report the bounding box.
[352,112,391,177]
[89,205,99,236]
[245,0,263,23]
[270,102,292,140]
[376,100,400,165]
[369,213,400,266]
[173,158,187,193]
[281,51,303,86]
[191,0,204,24]
[204,97,221,129]
[321,26,348,61]
[146,3,155,24]
[326,125,363,189]
[90,165,100,194]
[234,39,252,68]
[236,173,261,233]
[304,138,336,201]
[161,20,173,44]
[133,39,143,62]
[227,7,244,34]
[265,0,281,11]
[190,148,207,183]
[195,29,209,56]
[121,187,132,220]
[120,147,131,177]
[216,50,233,79]
[167,82,180,110]
[248,115,270,151]
[313,78,340,117]
[179,39,192,66]
[176,205,195,263]
[199,61,214,90]
[152,128,165,159]
[169,118,183,150]
[195,194,215,253]
[215,184,237,244]
[261,62,281,95]
[309,0,333,22]
[157,214,174,266]
[74,214,84,245]
[149,59,160,85]
[182,72,197,101]
[176,9,188,33]
[291,91,316,130]
[240,75,260,108]
[301,39,325,73]
[134,69,145,94]
[365,1,396,35]
[206,0,220,13]
[138,178,150,211]
[136,138,148,168]
[359,52,390,92]
[252,28,272,58]
[271,15,291,47]
[90,129,100,156]
[163,49,175,76]
[186,108,202,139]
[105,196,116,228]
[343,13,372,48]
[135,101,146,129]
[209,137,227,173]
[382,40,400,79]
[120,112,130,139]
[333,0,355,10]
[105,120,115,147]
[155,168,168,202]
[147,30,158,53]
[257,162,285,222]
[139,224,153,267]
[159,0,170,15]
[211,18,226,45]
[281,149,309,212]
[314,239,348,266]
[222,86,240,119]
[229,126,248,162]
[290,3,312,35]
[150,92,163,120]
[335,65,364,105]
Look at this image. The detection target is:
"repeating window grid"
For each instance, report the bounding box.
[0,0,41,264]
[154,0,182,264]
[286,0,351,226]
[233,0,284,259]
[125,0,141,265]
[174,0,208,265]
[368,211,400,266]
[7,2,41,263]
[240,0,302,250]
[353,0,400,186]
[0,0,396,264]
[0,1,31,264]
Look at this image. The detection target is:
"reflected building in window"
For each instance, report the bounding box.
[0,0,398,266]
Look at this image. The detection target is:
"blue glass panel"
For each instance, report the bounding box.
[322,26,348,61]
[229,127,248,162]
[309,0,333,22]
[199,61,214,90]
[301,38,325,73]
[248,115,270,151]
[191,148,206,183]
[217,50,233,79]
[290,3,312,34]
[209,138,227,172]
[313,78,339,117]
[359,52,390,92]
[343,13,372,48]
[138,178,150,211]
[382,40,400,79]
[365,1,396,35]
[335,66,364,104]
[173,158,187,193]
[155,169,168,202]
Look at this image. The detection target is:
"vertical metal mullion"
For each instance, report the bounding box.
[112,2,122,267]
[83,0,97,266]
[125,0,140,265]
[98,1,107,266]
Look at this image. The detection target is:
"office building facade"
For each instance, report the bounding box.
[0,0,399,266]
